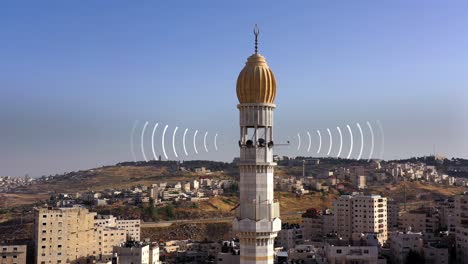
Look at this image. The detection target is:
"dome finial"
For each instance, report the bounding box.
[253,24,260,54]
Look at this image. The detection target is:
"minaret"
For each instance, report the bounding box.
[233,25,281,264]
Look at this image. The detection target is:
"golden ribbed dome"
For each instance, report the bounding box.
[236,53,277,104]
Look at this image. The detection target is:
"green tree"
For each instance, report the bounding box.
[165,204,175,219]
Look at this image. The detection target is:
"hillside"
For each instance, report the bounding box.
[12,160,234,195]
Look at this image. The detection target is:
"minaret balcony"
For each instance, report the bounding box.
[234,200,280,221]
[240,147,273,163]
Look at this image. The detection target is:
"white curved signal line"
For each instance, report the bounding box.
[161,125,169,160]
[193,130,199,154]
[336,127,343,158]
[151,123,159,160]
[182,128,188,156]
[326,128,332,156]
[203,132,209,152]
[130,120,139,162]
[307,131,311,152]
[297,133,301,151]
[346,125,354,159]
[356,123,364,161]
[316,130,322,154]
[172,126,179,158]
[366,121,375,161]
[356,123,364,160]
[377,120,385,160]
[214,133,218,151]
[141,121,149,162]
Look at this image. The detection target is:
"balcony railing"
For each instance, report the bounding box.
[240,147,273,163]
[235,200,280,221]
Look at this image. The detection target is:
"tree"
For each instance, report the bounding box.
[165,204,175,219]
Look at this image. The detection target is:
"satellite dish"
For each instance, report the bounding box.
[268,141,274,148]
[246,140,253,147]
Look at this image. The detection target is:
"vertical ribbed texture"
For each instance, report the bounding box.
[236,53,277,104]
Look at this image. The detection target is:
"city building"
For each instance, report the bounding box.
[399,207,439,233]
[232,27,281,264]
[324,240,384,264]
[333,194,387,245]
[455,193,468,263]
[275,223,302,250]
[423,243,449,264]
[95,227,126,261]
[388,230,423,263]
[112,241,159,264]
[387,199,399,231]
[34,207,97,264]
[302,208,323,240]
[0,245,27,264]
[116,219,141,241]
[301,208,335,240]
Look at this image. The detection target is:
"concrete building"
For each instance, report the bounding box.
[112,241,159,264]
[455,193,468,263]
[232,27,281,264]
[302,208,335,240]
[0,245,27,264]
[34,207,97,264]
[436,198,456,232]
[423,243,449,264]
[325,240,384,264]
[387,199,399,231]
[388,230,423,263]
[95,227,126,261]
[399,207,439,233]
[216,241,240,264]
[95,215,141,242]
[333,194,387,245]
[276,223,302,250]
[302,208,323,240]
[116,219,141,241]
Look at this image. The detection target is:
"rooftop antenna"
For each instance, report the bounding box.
[253,24,260,54]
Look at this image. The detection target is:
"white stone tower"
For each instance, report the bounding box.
[232,25,281,264]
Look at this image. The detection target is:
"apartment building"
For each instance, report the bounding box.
[455,193,468,263]
[333,194,387,245]
[112,241,160,264]
[95,215,140,241]
[34,208,137,264]
[116,219,140,241]
[0,245,27,264]
[388,231,423,263]
[34,207,96,264]
[399,207,439,233]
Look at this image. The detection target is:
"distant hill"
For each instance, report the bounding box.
[13,160,236,195]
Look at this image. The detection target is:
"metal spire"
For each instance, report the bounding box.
[253,24,260,54]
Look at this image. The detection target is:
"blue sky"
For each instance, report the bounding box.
[1,1,467,177]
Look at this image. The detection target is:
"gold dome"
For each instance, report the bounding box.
[236,53,277,104]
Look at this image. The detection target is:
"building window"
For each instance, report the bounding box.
[336,249,342,254]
